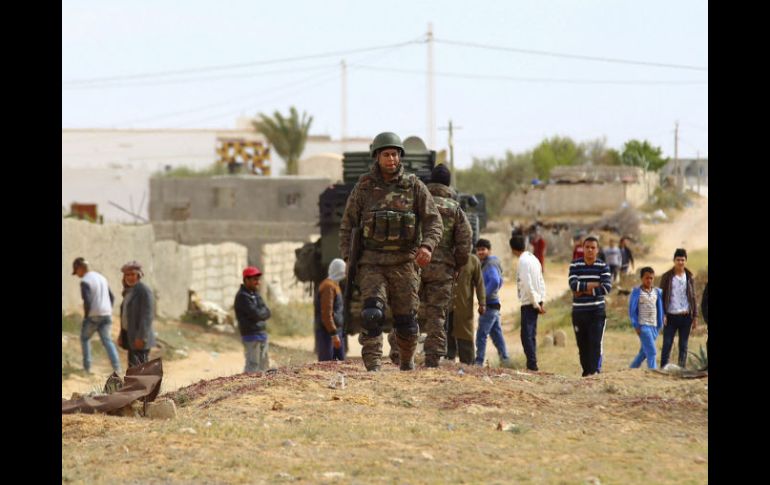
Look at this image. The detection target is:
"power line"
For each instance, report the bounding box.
[352,65,707,85]
[61,63,338,90]
[62,38,423,86]
[434,38,708,72]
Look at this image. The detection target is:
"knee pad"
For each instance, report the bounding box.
[393,313,419,338]
[361,298,385,333]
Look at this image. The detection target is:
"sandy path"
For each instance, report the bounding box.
[636,193,708,269]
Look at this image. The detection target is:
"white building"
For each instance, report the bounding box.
[62,117,370,222]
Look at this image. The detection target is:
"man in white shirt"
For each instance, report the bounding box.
[659,248,699,368]
[72,257,122,374]
[509,235,546,371]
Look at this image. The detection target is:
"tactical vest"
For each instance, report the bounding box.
[360,174,418,251]
[433,195,459,250]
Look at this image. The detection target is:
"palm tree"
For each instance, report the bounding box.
[252,107,313,175]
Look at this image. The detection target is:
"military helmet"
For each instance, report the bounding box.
[370,132,405,159]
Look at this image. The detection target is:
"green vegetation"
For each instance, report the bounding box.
[265,301,314,337]
[252,106,313,175]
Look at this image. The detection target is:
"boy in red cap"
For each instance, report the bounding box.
[234,266,272,372]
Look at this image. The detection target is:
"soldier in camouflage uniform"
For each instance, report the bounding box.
[339,132,443,371]
[389,164,473,367]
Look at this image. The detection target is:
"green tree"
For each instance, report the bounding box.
[621,139,669,172]
[581,137,622,166]
[456,150,535,217]
[252,107,313,175]
[532,136,585,179]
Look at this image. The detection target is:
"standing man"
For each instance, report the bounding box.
[572,234,585,262]
[659,248,699,368]
[447,252,485,365]
[391,164,473,367]
[234,266,272,373]
[119,261,155,368]
[474,239,510,367]
[619,237,635,276]
[315,258,346,361]
[510,235,546,372]
[72,257,122,374]
[604,239,622,283]
[568,237,612,377]
[529,228,546,274]
[339,132,443,371]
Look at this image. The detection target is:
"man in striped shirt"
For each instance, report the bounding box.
[568,236,612,377]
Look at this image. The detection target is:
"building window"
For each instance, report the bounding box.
[279,188,301,208]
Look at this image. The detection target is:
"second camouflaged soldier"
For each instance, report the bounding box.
[339,132,443,371]
[389,164,472,367]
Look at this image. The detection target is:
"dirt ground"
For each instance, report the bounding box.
[62,194,708,484]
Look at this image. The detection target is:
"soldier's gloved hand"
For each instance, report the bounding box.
[332,335,341,349]
[415,246,432,268]
[133,338,144,350]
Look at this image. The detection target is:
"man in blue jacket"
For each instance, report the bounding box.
[234,266,272,373]
[629,267,664,369]
[474,239,510,366]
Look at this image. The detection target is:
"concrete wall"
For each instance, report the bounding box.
[501,175,658,218]
[149,176,332,224]
[63,219,247,318]
[261,241,314,304]
[152,220,318,269]
[298,153,343,183]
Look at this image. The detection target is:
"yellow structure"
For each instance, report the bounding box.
[216,138,271,175]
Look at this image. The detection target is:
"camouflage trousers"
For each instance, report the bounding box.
[389,263,454,362]
[358,260,420,369]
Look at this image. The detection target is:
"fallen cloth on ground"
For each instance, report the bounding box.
[62,358,163,414]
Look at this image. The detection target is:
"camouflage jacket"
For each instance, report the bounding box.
[426,183,472,269]
[339,162,442,266]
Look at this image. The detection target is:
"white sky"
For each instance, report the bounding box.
[62,0,708,168]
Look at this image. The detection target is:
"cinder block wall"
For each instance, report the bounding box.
[62,219,247,318]
[501,182,650,217]
[261,241,313,304]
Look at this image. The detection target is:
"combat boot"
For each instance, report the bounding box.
[387,330,400,365]
[424,354,440,368]
[359,333,383,372]
[396,333,418,371]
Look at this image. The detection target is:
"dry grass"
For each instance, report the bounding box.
[63,329,708,484]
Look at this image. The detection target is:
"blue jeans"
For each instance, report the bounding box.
[630,326,659,369]
[661,314,692,368]
[243,339,269,373]
[80,316,121,373]
[316,326,346,361]
[475,307,509,365]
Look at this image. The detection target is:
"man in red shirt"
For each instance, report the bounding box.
[572,234,585,262]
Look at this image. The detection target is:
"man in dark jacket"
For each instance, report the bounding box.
[119,261,156,368]
[659,248,699,368]
[234,266,272,372]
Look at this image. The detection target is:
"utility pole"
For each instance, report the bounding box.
[439,119,462,187]
[696,150,701,195]
[427,23,436,149]
[341,59,347,152]
[674,121,680,191]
